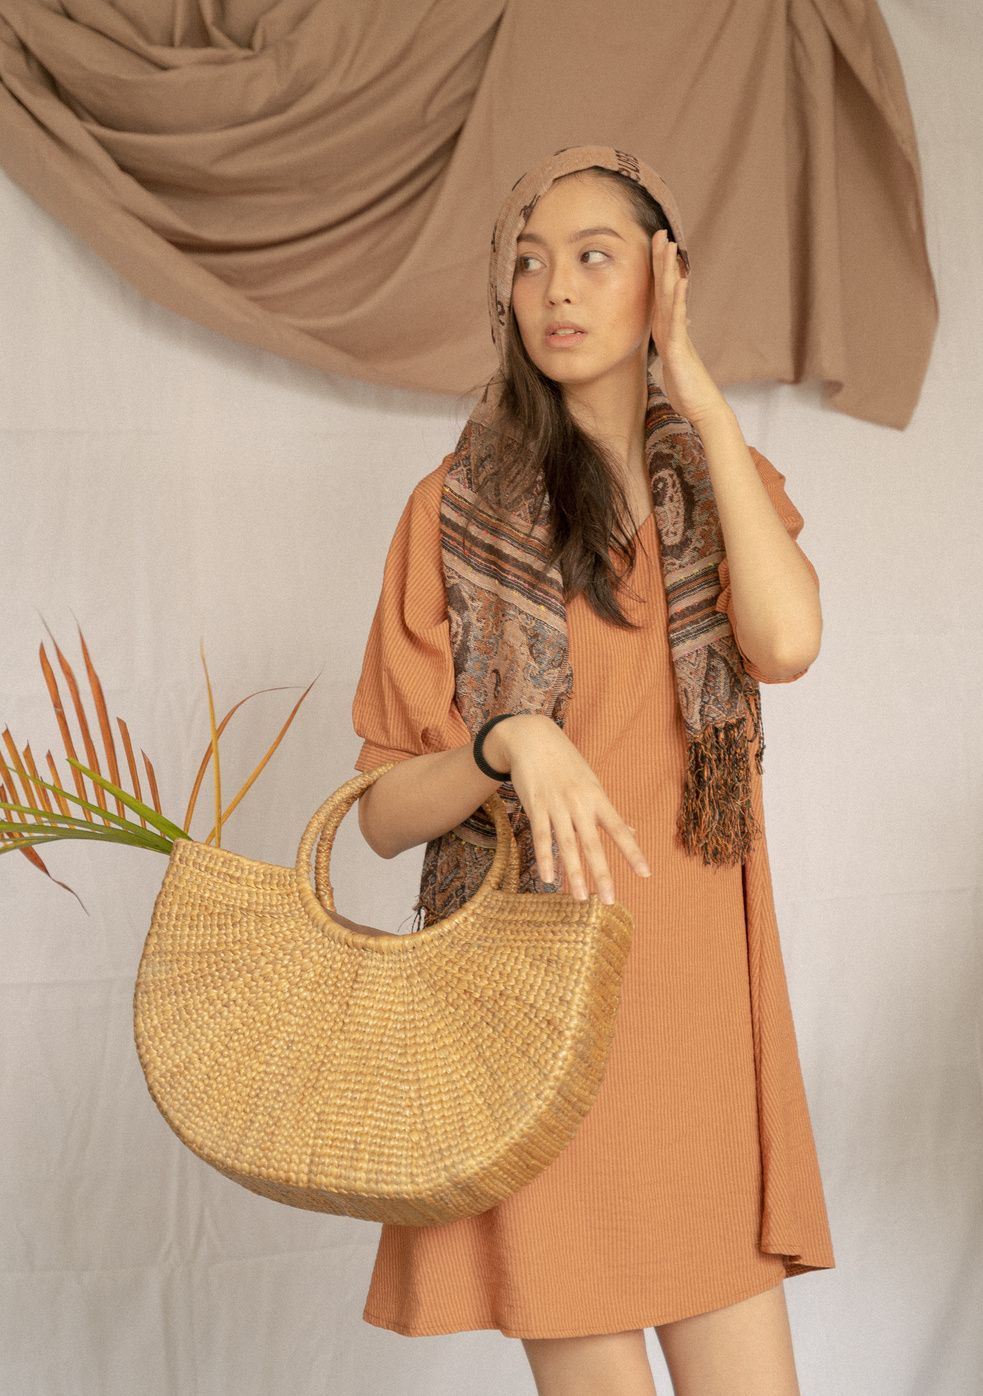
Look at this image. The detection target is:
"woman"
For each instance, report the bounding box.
[352,147,833,1396]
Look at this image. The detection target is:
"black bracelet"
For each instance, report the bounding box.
[473,714,513,783]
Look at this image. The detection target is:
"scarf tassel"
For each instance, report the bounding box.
[678,694,764,868]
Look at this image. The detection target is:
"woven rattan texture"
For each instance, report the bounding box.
[134,768,633,1225]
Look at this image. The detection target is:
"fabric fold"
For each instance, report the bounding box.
[0,0,935,425]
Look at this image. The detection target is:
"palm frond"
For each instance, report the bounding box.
[22,745,53,813]
[183,686,294,834]
[203,679,316,846]
[45,751,72,817]
[78,628,124,816]
[65,761,187,843]
[15,843,87,912]
[200,645,222,851]
[4,628,314,902]
[1,773,177,853]
[43,629,109,821]
[142,752,162,815]
[1,734,33,810]
[0,827,173,853]
[39,644,91,816]
[116,720,146,828]
[9,766,157,836]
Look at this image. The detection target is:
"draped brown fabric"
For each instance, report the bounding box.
[0,0,936,427]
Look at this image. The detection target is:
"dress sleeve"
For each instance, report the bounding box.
[352,463,471,772]
[715,447,820,686]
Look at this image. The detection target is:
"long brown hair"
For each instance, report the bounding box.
[479,168,673,629]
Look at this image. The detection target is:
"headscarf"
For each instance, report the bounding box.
[487,145,690,364]
[418,146,762,922]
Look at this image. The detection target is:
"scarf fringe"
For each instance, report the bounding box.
[678,698,764,867]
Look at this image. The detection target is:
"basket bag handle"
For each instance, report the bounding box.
[294,764,520,936]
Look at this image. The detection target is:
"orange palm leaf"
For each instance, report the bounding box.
[200,645,222,850]
[44,631,108,820]
[204,680,316,846]
[0,780,22,832]
[117,719,146,828]
[22,745,53,813]
[17,843,87,912]
[39,644,92,819]
[45,752,72,816]
[142,752,162,816]
[78,629,124,817]
[182,686,294,834]
[1,733,35,813]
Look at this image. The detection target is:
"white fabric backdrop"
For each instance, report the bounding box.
[1,2,980,1391]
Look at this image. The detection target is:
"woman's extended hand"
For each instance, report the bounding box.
[650,229,727,429]
[484,714,650,904]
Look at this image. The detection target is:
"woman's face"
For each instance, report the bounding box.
[510,172,655,390]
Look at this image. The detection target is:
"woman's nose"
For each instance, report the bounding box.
[545,263,576,306]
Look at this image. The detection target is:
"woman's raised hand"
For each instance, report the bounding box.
[650,229,727,429]
[483,714,650,905]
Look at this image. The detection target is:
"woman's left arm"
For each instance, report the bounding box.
[650,231,822,680]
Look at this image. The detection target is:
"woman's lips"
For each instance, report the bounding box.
[545,324,587,348]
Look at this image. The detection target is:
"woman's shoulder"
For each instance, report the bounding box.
[379,456,456,580]
[407,459,452,511]
[396,455,458,528]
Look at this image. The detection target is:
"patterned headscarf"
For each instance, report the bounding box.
[419,146,762,922]
[488,144,690,365]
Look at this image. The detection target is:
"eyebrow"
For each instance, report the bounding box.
[516,225,627,246]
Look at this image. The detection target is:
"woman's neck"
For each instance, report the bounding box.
[561,356,652,525]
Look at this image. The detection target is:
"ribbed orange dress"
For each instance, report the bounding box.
[352,450,834,1339]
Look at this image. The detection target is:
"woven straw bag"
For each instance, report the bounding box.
[135,765,633,1226]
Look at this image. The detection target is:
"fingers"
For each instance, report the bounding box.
[651,230,688,355]
[564,808,650,905]
[551,810,593,902]
[528,799,598,902]
[672,272,690,329]
[601,811,651,882]
[530,797,650,905]
[528,806,556,886]
[504,718,649,905]
[652,228,684,278]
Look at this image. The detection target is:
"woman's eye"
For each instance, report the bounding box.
[582,249,608,265]
[517,255,543,273]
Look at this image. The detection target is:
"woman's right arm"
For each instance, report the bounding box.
[354,469,648,905]
[358,715,649,906]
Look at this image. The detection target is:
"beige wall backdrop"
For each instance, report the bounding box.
[0,2,980,1392]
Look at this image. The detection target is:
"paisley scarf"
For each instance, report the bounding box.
[417,147,762,922]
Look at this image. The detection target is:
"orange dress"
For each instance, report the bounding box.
[352,452,834,1339]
